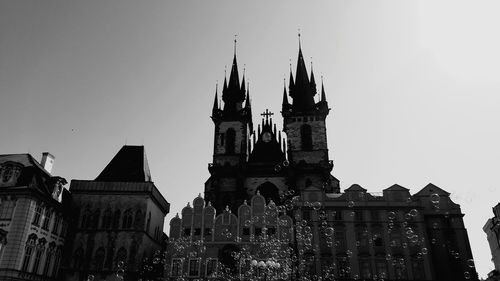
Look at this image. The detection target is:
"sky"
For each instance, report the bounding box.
[1,0,499,277]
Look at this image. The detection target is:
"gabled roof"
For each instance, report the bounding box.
[95,146,152,182]
[384,184,409,191]
[413,183,450,197]
[344,184,367,192]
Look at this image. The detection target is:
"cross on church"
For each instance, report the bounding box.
[261,109,274,121]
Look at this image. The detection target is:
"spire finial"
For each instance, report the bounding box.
[298,28,302,49]
[234,34,237,56]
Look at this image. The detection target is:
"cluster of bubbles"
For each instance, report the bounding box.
[116,260,125,280]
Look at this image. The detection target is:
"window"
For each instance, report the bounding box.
[0,165,21,183]
[206,258,218,277]
[43,251,53,276]
[32,247,44,274]
[183,228,191,236]
[51,249,61,277]
[116,247,127,267]
[73,248,84,270]
[194,228,201,235]
[171,259,183,277]
[255,227,262,236]
[60,222,68,236]
[52,215,61,234]
[334,211,342,221]
[80,209,91,228]
[394,259,407,280]
[336,257,350,278]
[359,260,372,279]
[335,230,347,250]
[300,124,313,151]
[42,209,52,230]
[375,260,388,278]
[189,259,200,277]
[134,210,144,230]
[0,200,15,220]
[122,209,133,229]
[356,229,369,248]
[226,128,236,154]
[267,227,276,236]
[91,209,100,228]
[32,204,42,226]
[94,247,105,271]
[113,210,121,229]
[242,228,250,236]
[101,209,112,229]
[21,246,34,272]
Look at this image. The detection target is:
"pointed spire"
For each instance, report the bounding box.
[212,84,219,115]
[289,35,316,112]
[282,78,290,107]
[241,66,246,95]
[321,76,327,102]
[310,60,317,95]
[245,83,251,109]
[288,61,294,94]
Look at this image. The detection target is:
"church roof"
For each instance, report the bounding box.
[248,114,285,164]
[95,145,152,182]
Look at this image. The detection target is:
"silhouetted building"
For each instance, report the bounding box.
[62,146,170,281]
[484,203,500,279]
[0,153,70,281]
[168,43,478,280]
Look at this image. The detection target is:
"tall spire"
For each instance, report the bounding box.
[310,60,317,95]
[282,78,290,108]
[288,61,294,95]
[222,37,245,114]
[289,34,316,112]
[321,76,327,102]
[212,83,219,114]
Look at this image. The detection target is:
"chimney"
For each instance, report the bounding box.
[41,152,55,174]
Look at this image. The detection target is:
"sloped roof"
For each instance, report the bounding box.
[95,146,152,182]
[413,183,450,197]
[384,184,409,191]
[344,184,367,192]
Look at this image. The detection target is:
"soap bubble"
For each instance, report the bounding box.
[312,201,322,211]
[464,271,471,279]
[387,211,396,220]
[409,209,418,217]
[274,164,282,172]
[430,193,440,204]
[467,259,475,268]
[348,201,355,208]
[87,275,95,281]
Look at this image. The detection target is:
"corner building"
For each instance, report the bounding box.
[63,146,170,281]
[168,43,478,280]
[0,153,70,281]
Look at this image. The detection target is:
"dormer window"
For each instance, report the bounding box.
[0,163,22,185]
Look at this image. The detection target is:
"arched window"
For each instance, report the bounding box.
[101,209,113,229]
[225,128,236,154]
[122,209,133,229]
[73,248,84,270]
[21,234,37,272]
[91,209,100,228]
[115,247,127,269]
[134,210,144,230]
[128,241,138,270]
[32,203,42,226]
[300,124,313,151]
[43,243,56,276]
[94,247,105,271]
[112,210,121,229]
[80,209,91,229]
[256,182,281,205]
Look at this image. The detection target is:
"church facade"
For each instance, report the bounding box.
[168,44,479,280]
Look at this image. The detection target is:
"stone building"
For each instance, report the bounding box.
[484,203,500,280]
[0,153,70,281]
[62,145,170,281]
[167,43,478,280]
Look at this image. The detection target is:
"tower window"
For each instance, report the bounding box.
[300,124,313,151]
[226,128,236,154]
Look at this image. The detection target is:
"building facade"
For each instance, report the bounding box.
[62,145,170,281]
[168,43,478,280]
[0,153,70,281]
[484,203,500,280]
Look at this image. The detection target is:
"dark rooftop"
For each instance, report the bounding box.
[95,145,152,182]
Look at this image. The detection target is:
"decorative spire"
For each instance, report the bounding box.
[212,83,219,114]
[282,78,290,107]
[321,76,327,102]
[245,83,251,109]
[310,60,317,95]
[222,38,245,114]
[288,60,294,94]
[241,66,246,96]
[289,37,316,112]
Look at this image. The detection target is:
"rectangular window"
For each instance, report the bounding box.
[375,260,388,279]
[171,259,183,277]
[42,209,52,230]
[359,260,372,279]
[194,228,201,235]
[336,258,349,278]
[0,200,15,220]
[189,259,200,277]
[254,227,262,236]
[43,253,53,276]
[302,210,311,222]
[204,228,212,236]
[32,204,42,226]
[355,211,364,221]
[52,215,61,234]
[21,247,33,272]
[206,258,218,277]
[335,231,347,250]
[32,249,43,274]
[242,228,250,236]
[60,222,68,236]
[183,228,191,236]
[334,211,342,221]
[267,227,276,236]
[51,253,61,277]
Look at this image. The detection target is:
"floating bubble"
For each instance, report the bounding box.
[87,275,95,281]
[421,247,428,255]
[464,271,471,279]
[348,201,355,208]
[325,227,334,237]
[283,160,290,167]
[467,259,475,268]
[312,201,322,211]
[387,211,396,220]
[118,261,124,268]
[274,164,282,172]
[409,209,418,217]
[347,250,353,257]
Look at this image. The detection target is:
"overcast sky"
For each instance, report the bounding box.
[1,0,499,276]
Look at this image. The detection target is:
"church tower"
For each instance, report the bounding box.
[206,42,253,213]
[282,39,340,194]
